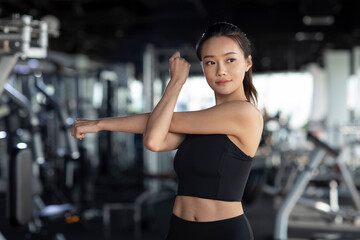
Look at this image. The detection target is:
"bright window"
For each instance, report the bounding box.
[175,72,314,129]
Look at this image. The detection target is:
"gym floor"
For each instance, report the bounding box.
[2,191,360,240]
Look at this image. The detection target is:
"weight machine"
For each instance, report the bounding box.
[0,14,50,238]
[0,14,77,239]
[274,131,360,240]
[0,14,51,94]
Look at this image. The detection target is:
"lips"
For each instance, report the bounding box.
[215,79,231,85]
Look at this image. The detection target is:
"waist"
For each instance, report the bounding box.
[173,195,244,222]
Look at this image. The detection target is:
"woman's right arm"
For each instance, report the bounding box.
[72,113,150,140]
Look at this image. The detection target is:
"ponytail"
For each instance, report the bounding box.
[244,69,258,105]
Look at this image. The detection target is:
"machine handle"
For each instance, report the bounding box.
[307,131,340,157]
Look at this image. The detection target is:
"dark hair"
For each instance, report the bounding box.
[196,22,258,104]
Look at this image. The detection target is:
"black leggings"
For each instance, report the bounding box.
[166,214,254,240]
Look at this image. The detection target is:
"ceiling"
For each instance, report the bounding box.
[1,0,359,74]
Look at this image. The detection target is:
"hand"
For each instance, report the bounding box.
[71,119,100,140]
[169,51,191,85]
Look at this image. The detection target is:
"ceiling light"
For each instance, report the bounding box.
[295,32,324,41]
[303,15,335,26]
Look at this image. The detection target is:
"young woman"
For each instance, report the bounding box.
[72,22,263,240]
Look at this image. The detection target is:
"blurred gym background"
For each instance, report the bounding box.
[0,0,360,239]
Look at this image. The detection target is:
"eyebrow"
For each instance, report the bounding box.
[203,52,238,59]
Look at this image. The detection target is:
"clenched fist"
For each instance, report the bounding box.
[169,51,191,85]
[71,119,100,140]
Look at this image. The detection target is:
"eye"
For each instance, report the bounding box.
[205,61,215,66]
[227,58,236,63]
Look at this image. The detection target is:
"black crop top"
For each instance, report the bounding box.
[173,134,253,202]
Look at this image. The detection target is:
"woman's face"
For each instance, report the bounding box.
[200,36,252,96]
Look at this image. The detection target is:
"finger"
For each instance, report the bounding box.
[72,125,76,138]
[76,119,84,124]
[169,51,180,61]
[72,122,77,136]
[77,132,84,140]
[73,124,79,138]
[74,125,81,139]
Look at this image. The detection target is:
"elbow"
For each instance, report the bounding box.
[143,136,161,152]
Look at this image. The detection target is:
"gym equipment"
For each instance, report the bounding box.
[0,14,78,239]
[103,190,152,240]
[2,80,76,239]
[34,77,83,206]
[97,69,117,177]
[7,145,33,226]
[1,14,50,95]
[260,112,304,197]
[274,131,360,240]
[3,82,45,165]
[35,78,80,160]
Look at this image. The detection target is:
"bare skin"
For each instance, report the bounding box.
[172,196,244,222]
[72,36,263,222]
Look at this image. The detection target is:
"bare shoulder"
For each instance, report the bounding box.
[220,101,263,156]
[228,101,263,133]
[221,100,263,124]
[218,100,263,135]
[243,101,263,124]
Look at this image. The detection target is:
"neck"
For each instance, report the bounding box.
[215,89,247,105]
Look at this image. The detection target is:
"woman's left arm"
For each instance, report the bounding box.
[170,101,263,137]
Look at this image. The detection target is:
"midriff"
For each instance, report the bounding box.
[172,195,244,222]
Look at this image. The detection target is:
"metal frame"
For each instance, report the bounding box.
[1,14,50,95]
[3,83,45,165]
[274,148,326,240]
[274,133,360,239]
[103,190,153,239]
[0,54,19,95]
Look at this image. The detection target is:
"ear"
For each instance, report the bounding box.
[245,55,252,72]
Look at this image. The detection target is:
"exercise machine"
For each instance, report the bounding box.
[1,14,50,95]
[274,131,360,240]
[0,14,77,239]
[0,14,50,231]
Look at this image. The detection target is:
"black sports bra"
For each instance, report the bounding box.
[173,134,253,202]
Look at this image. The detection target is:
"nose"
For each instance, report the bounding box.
[216,62,227,76]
